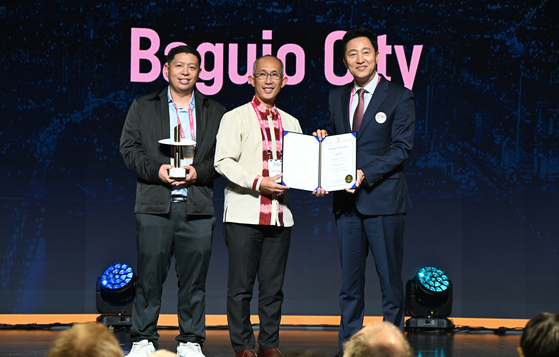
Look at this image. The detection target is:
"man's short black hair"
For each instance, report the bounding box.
[342,27,378,55]
[521,312,559,357]
[167,45,202,68]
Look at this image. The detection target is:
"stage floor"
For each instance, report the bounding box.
[0,327,522,357]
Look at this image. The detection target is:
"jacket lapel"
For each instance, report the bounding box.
[341,84,352,133]
[357,77,388,139]
[159,89,170,139]
[152,88,171,161]
[194,90,205,142]
[193,90,207,162]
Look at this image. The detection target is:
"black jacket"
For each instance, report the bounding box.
[120,87,226,215]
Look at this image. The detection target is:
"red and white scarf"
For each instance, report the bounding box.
[251,96,285,226]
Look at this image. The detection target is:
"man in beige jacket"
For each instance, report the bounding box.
[214,55,302,357]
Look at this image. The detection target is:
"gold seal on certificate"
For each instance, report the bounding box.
[158,124,196,179]
[345,175,353,183]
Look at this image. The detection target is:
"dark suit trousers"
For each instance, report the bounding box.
[131,201,215,348]
[336,210,406,349]
[224,223,291,353]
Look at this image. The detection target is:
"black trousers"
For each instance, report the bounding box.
[131,201,215,348]
[224,222,291,353]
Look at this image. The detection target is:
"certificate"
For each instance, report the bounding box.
[282,131,356,192]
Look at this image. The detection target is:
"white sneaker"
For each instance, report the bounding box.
[126,340,156,357]
[177,342,205,357]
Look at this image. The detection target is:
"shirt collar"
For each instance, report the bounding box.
[352,72,380,95]
[252,96,277,115]
[167,86,196,109]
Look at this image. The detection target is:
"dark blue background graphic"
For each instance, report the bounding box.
[1,0,558,319]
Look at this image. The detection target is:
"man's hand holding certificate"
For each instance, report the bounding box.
[282,130,357,193]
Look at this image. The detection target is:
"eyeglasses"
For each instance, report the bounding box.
[253,72,283,81]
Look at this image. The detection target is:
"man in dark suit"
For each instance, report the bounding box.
[120,45,225,357]
[314,27,415,354]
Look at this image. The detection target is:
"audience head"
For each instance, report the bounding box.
[47,323,124,357]
[519,312,559,357]
[343,321,414,357]
[151,351,177,357]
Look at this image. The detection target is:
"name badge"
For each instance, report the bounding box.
[268,159,282,183]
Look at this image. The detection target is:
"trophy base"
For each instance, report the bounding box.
[168,167,187,179]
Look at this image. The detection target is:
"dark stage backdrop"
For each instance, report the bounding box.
[1,1,558,319]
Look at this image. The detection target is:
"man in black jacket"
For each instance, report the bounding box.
[120,45,225,357]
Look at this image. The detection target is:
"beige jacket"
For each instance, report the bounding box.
[214,102,303,226]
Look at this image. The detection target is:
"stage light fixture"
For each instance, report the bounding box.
[406,265,453,331]
[96,262,136,327]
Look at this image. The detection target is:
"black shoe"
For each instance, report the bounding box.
[334,351,344,357]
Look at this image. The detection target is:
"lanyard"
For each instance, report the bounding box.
[170,92,196,141]
[349,76,381,121]
[250,98,283,160]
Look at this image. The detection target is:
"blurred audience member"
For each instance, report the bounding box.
[151,351,177,357]
[47,323,123,357]
[519,312,559,357]
[343,322,413,357]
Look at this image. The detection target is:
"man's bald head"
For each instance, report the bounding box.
[343,322,414,357]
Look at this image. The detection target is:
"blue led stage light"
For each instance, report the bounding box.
[417,266,450,293]
[96,262,136,326]
[101,263,135,290]
[406,265,453,331]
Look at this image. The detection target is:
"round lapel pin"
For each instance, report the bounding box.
[375,112,387,124]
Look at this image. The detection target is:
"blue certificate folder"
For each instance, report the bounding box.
[282,131,357,192]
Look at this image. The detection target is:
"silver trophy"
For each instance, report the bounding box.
[158,124,196,179]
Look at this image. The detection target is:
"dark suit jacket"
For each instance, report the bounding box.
[120,87,226,216]
[327,75,415,216]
